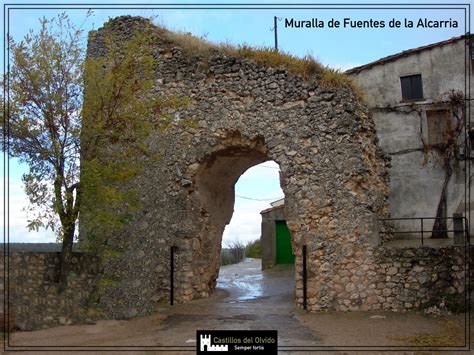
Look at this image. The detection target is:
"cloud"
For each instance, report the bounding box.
[0,176,25,197]
[234,161,283,199]
[0,177,56,243]
[241,161,280,178]
[223,161,284,245]
[223,208,262,246]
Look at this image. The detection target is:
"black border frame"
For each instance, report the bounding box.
[2,2,471,352]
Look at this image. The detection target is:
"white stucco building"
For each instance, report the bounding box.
[346,34,472,240]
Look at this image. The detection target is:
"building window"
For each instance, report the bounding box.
[400,74,423,100]
[426,109,451,146]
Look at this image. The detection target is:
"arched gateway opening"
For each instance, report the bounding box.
[194,141,293,302]
[192,136,287,293]
[170,133,300,305]
[87,17,392,319]
[218,160,291,302]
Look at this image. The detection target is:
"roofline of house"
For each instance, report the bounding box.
[345,34,470,75]
[260,204,284,215]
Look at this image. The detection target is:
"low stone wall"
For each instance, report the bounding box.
[0,245,471,330]
[296,244,471,312]
[373,246,468,312]
[0,252,99,330]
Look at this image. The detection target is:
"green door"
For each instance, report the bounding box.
[275,221,294,264]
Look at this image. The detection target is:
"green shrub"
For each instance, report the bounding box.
[220,241,245,265]
[245,239,262,259]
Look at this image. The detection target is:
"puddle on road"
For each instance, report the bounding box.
[217,273,264,301]
[216,258,295,303]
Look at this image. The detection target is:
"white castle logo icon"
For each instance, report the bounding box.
[200,334,229,352]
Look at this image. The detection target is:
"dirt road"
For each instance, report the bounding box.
[8,258,471,354]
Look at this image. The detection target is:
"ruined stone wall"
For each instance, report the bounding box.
[82,16,469,320]
[0,252,99,330]
[84,16,391,318]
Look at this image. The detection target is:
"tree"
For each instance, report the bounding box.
[430,90,465,238]
[5,14,84,288]
[4,14,180,288]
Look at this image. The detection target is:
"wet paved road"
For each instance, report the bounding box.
[10,258,322,353]
[158,258,322,348]
[217,257,295,302]
[10,258,470,353]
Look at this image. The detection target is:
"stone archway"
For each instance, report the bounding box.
[191,135,270,293]
[85,16,391,319]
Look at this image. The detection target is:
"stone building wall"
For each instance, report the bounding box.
[0,252,99,330]
[261,205,285,270]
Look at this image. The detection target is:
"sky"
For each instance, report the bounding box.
[1,1,470,245]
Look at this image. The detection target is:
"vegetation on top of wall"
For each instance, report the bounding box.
[159,26,357,90]
[80,24,192,256]
[236,46,322,80]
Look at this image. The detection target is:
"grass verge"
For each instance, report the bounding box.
[387,319,464,347]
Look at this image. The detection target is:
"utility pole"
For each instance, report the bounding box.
[271,16,281,51]
[274,16,278,50]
